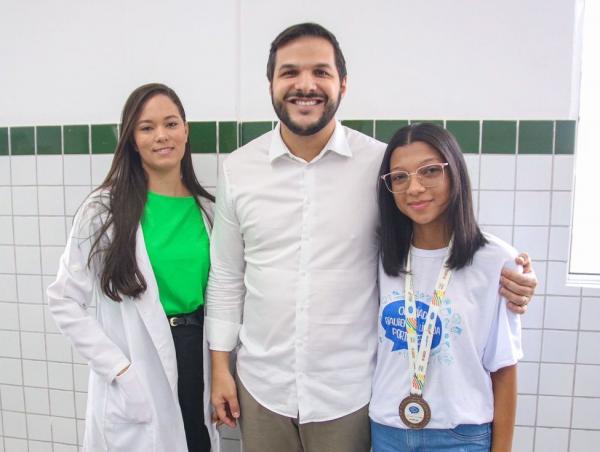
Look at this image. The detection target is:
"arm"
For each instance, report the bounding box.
[205,163,246,424]
[46,198,130,382]
[501,252,537,314]
[491,365,517,452]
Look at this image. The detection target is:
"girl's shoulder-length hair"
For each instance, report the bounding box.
[377,122,487,276]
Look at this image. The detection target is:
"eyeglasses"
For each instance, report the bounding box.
[381,162,449,194]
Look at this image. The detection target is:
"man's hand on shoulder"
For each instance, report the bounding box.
[500,252,538,314]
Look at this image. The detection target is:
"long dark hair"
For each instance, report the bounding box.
[378,122,487,276]
[89,83,215,301]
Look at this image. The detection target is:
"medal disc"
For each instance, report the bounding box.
[399,395,431,429]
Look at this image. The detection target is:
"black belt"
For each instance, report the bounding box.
[167,309,204,327]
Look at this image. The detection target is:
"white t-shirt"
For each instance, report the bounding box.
[369,233,523,429]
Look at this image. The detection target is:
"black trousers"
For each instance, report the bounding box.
[170,313,212,452]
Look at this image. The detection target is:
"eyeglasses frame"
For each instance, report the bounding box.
[381,162,449,194]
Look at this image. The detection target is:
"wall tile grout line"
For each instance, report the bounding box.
[0,127,13,452]
[35,124,53,448]
[535,119,553,450]
[11,125,31,445]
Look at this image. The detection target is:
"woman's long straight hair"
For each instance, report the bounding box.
[378,122,487,276]
[89,83,215,301]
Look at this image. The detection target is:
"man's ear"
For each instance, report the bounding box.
[340,76,347,98]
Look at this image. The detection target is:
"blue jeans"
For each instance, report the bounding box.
[371,420,491,452]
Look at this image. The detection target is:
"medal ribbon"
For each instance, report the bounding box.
[404,242,453,397]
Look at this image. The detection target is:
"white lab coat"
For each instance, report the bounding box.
[47,191,220,452]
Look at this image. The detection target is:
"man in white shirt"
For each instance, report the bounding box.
[206,23,536,452]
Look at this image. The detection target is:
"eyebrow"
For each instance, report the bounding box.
[137,115,180,125]
[277,63,334,72]
[390,157,443,171]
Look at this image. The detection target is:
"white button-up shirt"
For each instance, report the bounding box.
[206,122,386,422]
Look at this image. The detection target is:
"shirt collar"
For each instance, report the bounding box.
[268,120,353,163]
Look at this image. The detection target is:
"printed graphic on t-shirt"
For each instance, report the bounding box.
[380,290,463,364]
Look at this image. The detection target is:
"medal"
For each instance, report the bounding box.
[399,394,431,429]
[399,241,453,429]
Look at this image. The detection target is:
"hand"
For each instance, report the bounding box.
[500,252,538,314]
[116,364,130,377]
[211,368,240,428]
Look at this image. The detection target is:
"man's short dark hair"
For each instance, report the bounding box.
[266,23,347,82]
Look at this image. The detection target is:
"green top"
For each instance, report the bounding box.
[141,191,210,316]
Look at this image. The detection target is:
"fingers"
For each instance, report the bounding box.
[515,252,531,273]
[212,397,238,428]
[500,270,537,297]
[499,285,533,316]
[211,411,224,426]
[226,394,241,422]
[212,398,234,427]
[506,300,528,314]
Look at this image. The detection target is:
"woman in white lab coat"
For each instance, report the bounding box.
[47,83,219,452]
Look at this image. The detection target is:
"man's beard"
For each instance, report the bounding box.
[271,90,342,136]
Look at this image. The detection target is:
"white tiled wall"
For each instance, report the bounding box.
[1,126,597,451]
[0,149,237,451]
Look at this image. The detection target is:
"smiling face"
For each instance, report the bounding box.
[270,36,346,136]
[389,141,452,244]
[133,94,188,179]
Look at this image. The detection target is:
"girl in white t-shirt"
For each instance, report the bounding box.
[370,122,522,452]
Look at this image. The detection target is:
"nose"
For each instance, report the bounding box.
[154,126,168,142]
[406,174,426,195]
[294,71,317,93]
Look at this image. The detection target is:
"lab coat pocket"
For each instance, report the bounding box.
[106,364,153,424]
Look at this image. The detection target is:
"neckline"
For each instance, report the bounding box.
[147,191,194,200]
[409,244,449,258]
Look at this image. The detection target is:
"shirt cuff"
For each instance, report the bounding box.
[206,317,241,351]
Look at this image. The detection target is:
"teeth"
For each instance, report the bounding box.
[295,99,318,106]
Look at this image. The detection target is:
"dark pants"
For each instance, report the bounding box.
[170,312,211,452]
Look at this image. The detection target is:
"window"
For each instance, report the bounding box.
[568,0,600,287]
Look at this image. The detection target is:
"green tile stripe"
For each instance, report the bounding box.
[555,120,576,155]
[36,126,62,155]
[189,122,217,154]
[0,128,8,155]
[446,121,480,154]
[375,120,409,144]
[240,122,273,146]
[0,120,574,156]
[518,121,553,154]
[218,121,238,153]
[342,120,374,137]
[64,125,90,154]
[92,124,118,154]
[482,121,517,154]
[10,127,35,155]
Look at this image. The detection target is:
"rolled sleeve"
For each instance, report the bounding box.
[206,162,246,351]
